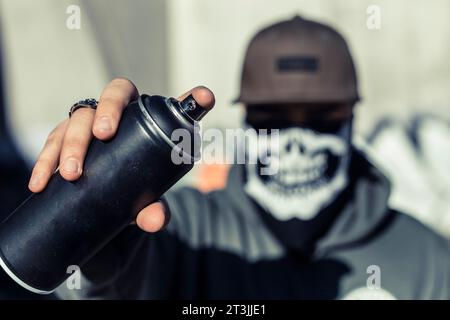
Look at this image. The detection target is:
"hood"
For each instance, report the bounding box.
[224,148,393,256]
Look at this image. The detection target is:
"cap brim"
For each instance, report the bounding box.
[231,94,361,106]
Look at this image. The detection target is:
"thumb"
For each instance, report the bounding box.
[136,199,170,233]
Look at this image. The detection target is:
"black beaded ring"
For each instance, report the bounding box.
[69,98,98,117]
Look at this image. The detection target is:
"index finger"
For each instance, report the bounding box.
[93,78,139,140]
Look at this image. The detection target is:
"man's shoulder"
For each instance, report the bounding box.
[383,209,450,256]
[377,210,450,299]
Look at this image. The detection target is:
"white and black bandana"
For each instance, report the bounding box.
[244,121,352,221]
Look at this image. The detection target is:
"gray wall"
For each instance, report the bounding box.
[2,0,449,158]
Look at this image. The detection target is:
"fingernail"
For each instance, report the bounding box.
[62,157,81,174]
[95,116,112,132]
[29,172,43,189]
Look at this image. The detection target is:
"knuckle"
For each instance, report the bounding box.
[97,107,121,121]
[45,120,69,145]
[45,131,59,146]
[99,95,121,106]
[46,126,62,143]
[72,107,95,122]
[111,77,133,88]
[62,136,83,153]
[103,77,138,102]
[97,98,126,121]
[33,158,53,173]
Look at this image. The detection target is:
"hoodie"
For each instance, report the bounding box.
[56,150,450,299]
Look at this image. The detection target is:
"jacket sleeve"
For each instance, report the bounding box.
[435,238,450,299]
[419,230,450,299]
[55,186,209,300]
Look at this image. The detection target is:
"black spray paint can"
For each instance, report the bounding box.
[0,93,208,294]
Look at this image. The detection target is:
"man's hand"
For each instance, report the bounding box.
[28,78,215,233]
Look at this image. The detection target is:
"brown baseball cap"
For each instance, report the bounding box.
[234,15,360,105]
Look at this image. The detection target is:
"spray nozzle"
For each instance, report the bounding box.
[179,94,208,121]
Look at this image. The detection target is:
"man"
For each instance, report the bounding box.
[28,16,450,299]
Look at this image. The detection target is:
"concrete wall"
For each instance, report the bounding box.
[166,0,450,136]
[0,0,169,158]
[2,0,449,159]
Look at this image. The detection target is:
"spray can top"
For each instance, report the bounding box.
[139,87,214,161]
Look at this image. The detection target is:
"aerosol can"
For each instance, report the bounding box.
[0,93,210,294]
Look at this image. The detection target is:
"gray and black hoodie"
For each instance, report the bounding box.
[57,150,450,300]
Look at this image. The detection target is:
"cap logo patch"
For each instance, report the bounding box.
[277,56,318,73]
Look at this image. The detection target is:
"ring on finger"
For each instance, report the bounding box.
[69,99,98,118]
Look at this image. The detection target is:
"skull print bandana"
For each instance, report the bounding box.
[244,121,352,221]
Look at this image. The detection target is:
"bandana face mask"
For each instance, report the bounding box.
[244,121,352,221]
